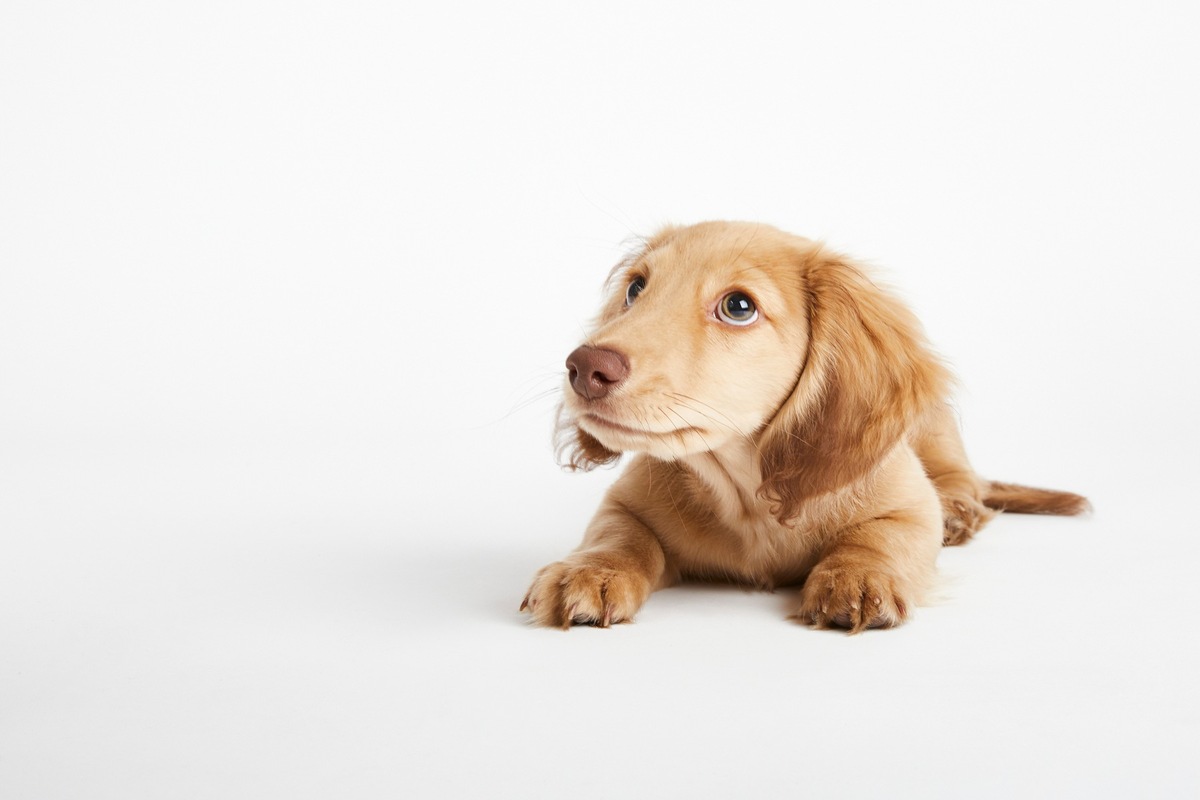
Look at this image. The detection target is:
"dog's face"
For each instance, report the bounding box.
[559,220,948,521]
[561,222,811,462]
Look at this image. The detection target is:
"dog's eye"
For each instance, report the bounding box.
[717,291,758,326]
[625,276,647,307]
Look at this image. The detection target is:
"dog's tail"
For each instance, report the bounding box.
[983,481,1091,516]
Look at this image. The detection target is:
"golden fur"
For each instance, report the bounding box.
[523,221,1087,633]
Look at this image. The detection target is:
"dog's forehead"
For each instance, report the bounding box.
[638,223,801,295]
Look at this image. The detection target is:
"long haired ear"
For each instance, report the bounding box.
[758,247,951,521]
[554,403,621,471]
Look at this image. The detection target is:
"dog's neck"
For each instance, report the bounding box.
[679,437,774,523]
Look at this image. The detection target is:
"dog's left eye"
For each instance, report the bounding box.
[717,291,758,326]
[625,276,647,307]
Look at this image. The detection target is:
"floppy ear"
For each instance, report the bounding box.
[554,403,621,471]
[757,247,950,521]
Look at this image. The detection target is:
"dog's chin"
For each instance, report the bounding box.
[575,412,725,460]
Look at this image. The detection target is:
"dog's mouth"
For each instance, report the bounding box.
[579,412,703,440]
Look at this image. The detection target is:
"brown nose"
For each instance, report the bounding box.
[566,345,629,400]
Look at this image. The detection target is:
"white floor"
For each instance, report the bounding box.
[3,432,1196,799]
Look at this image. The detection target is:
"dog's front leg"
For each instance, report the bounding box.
[521,499,668,629]
[795,508,941,633]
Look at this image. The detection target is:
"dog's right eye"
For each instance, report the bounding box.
[625,276,647,307]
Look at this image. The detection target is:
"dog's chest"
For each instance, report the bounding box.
[678,448,824,585]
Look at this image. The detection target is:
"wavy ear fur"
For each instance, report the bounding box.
[758,247,950,521]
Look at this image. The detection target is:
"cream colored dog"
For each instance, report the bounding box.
[522,222,1086,632]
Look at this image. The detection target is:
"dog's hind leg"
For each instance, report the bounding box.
[913,403,996,546]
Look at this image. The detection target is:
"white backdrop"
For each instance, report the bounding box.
[3,2,1198,798]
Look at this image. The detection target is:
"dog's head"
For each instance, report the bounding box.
[557,221,949,521]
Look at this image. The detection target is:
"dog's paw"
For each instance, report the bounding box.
[520,559,649,629]
[795,562,910,634]
[940,495,997,546]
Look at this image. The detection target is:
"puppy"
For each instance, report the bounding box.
[521,221,1087,632]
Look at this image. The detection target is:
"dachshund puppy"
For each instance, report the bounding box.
[521,222,1087,632]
